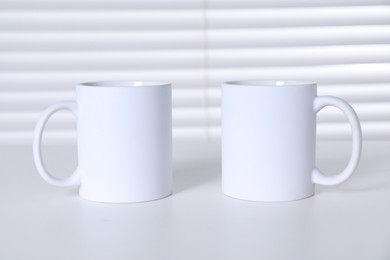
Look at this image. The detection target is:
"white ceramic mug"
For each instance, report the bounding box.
[222,80,362,202]
[33,81,172,203]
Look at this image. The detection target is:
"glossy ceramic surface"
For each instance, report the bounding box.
[33,81,172,203]
[221,80,362,201]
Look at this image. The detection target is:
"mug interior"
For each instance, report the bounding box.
[79,80,170,88]
[225,80,316,87]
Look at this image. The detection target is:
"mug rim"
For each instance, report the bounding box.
[223,80,317,87]
[78,80,171,88]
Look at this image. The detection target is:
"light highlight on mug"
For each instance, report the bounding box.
[134,81,144,87]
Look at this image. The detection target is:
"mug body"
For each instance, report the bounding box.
[76,81,172,203]
[222,81,317,201]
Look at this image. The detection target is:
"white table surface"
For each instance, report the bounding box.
[1,140,389,260]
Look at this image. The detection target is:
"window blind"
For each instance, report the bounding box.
[206,0,390,141]
[0,0,389,144]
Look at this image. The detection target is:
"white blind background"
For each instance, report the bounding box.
[1,0,389,144]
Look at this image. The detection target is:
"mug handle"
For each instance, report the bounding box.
[312,96,362,185]
[33,101,81,186]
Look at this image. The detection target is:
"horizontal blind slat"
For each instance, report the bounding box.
[2,26,389,51]
[318,84,390,102]
[209,26,390,48]
[0,69,205,89]
[0,51,203,71]
[209,64,390,85]
[0,0,201,10]
[209,45,390,67]
[2,6,389,31]
[208,6,390,28]
[1,64,388,88]
[3,45,387,70]
[208,0,389,8]
[1,0,386,10]
[0,11,203,31]
[0,31,204,51]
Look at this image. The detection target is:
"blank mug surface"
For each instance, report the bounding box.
[221,80,362,202]
[33,81,172,203]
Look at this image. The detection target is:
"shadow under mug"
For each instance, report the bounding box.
[221,80,362,202]
[33,81,172,203]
